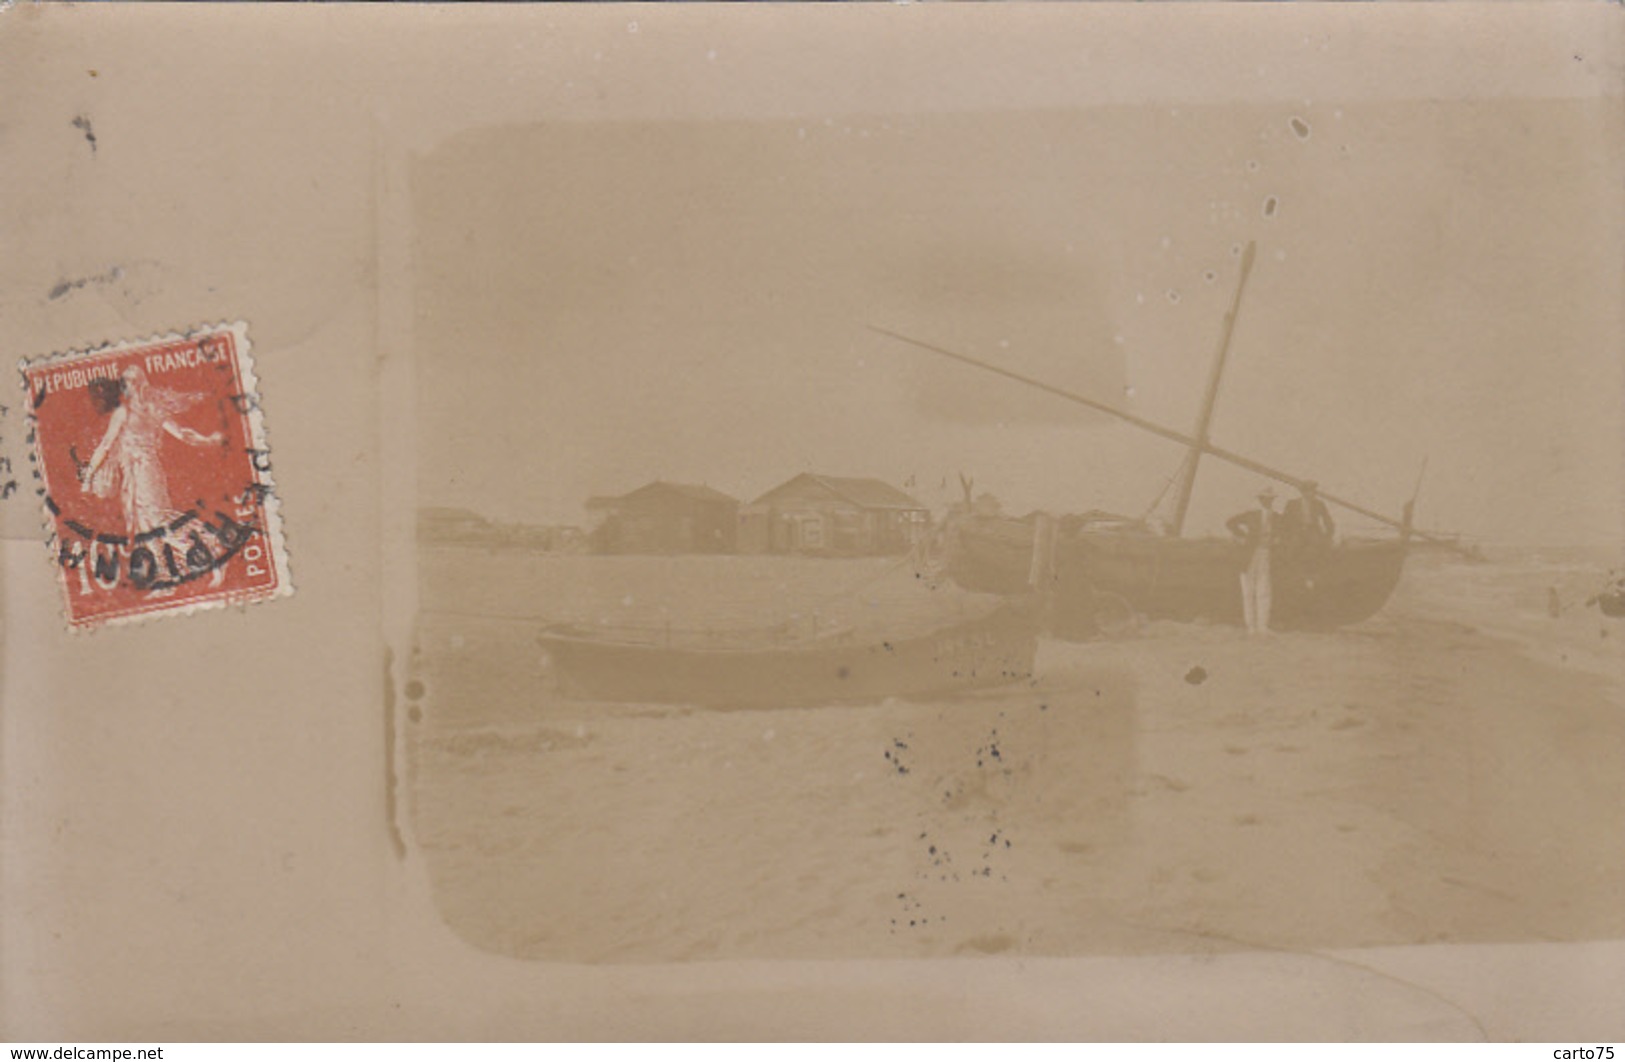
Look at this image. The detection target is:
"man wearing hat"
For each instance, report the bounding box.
[1226,484,1280,634]
[1282,479,1336,566]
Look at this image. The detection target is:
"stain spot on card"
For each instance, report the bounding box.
[71,114,97,155]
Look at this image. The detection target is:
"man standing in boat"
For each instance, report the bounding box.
[1282,480,1336,558]
[1226,485,1280,635]
[1279,480,1337,588]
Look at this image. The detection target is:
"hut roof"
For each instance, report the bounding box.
[751,473,925,511]
[589,480,740,509]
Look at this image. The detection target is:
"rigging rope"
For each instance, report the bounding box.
[1138,456,1190,523]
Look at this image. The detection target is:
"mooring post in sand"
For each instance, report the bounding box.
[1027,512,1058,590]
[1028,512,1059,630]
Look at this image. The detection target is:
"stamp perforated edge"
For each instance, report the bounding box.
[16,320,295,631]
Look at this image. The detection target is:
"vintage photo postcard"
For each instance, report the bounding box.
[2,1,1621,1042]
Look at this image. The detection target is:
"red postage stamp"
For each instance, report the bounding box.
[19,322,291,629]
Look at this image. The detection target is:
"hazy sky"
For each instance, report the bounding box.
[415,48,1620,546]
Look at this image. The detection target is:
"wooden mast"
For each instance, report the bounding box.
[868,324,1472,556]
[1169,241,1256,536]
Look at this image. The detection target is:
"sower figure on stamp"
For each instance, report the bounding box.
[81,366,224,536]
[1226,484,1280,635]
[24,322,290,629]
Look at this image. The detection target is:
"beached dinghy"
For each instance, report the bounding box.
[537,600,1038,708]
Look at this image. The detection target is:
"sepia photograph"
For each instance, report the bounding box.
[401,20,1623,970]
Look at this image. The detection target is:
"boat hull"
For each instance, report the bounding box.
[538,604,1039,708]
[949,518,1407,636]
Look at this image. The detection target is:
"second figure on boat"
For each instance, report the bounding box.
[1227,485,1280,635]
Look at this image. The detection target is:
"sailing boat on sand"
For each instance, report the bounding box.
[873,242,1452,639]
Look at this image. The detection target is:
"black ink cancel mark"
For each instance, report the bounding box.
[0,405,14,501]
[51,501,263,593]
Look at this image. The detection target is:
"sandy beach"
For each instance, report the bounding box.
[406,547,1623,964]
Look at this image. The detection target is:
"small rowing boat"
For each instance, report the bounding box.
[537,600,1038,708]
